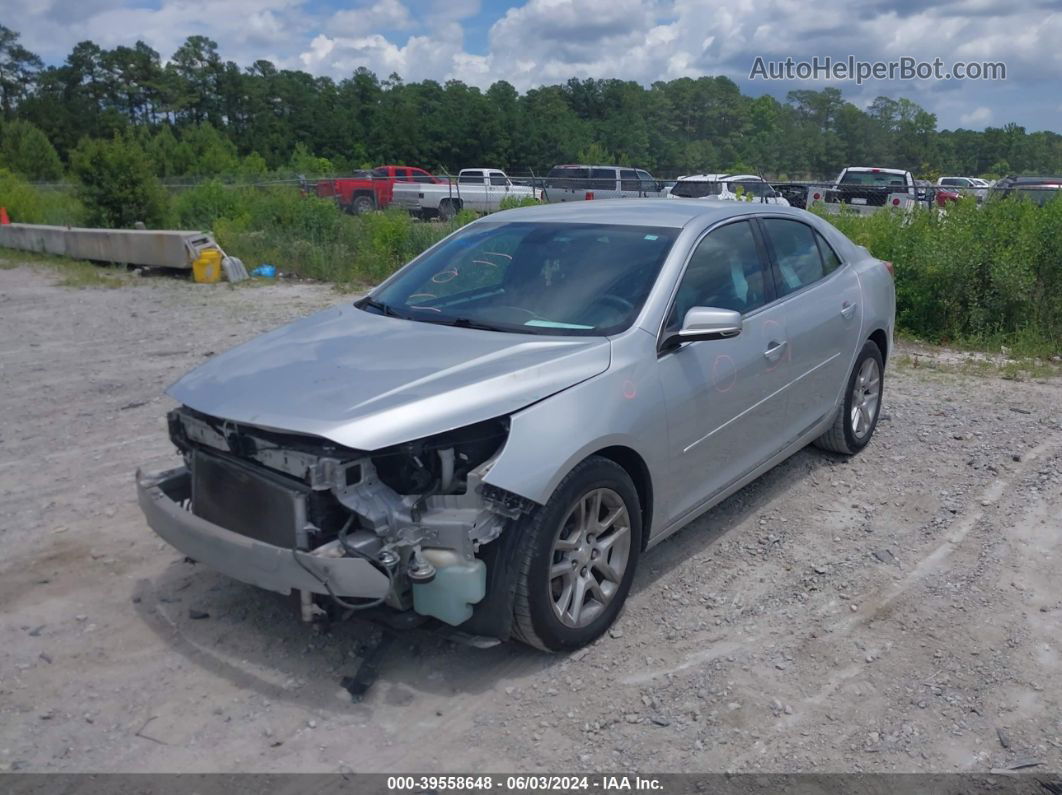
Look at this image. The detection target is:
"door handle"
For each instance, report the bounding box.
[764,340,788,361]
[841,301,857,320]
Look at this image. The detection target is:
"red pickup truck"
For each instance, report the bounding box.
[314,165,444,213]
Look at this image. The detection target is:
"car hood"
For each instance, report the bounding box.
[167,303,611,450]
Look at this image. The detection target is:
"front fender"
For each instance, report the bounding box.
[482,331,670,536]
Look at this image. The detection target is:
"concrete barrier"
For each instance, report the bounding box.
[0,224,216,269]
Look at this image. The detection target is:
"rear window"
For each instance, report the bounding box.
[840,171,906,187]
[589,168,616,190]
[728,180,773,197]
[671,181,723,198]
[459,171,484,184]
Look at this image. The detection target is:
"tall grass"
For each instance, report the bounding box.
[819,197,1062,356]
[0,169,86,226]
[173,181,470,286]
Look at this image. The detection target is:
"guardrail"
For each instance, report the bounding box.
[0,223,219,269]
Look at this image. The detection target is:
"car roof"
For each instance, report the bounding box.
[677,174,764,182]
[1006,176,1062,184]
[844,167,907,174]
[549,164,647,170]
[483,198,809,228]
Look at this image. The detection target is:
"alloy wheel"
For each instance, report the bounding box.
[850,357,881,440]
[548,488,632,628]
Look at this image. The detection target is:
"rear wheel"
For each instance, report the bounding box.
[814,340,884,455]
[512,457,642,652]
[352,195,375,214]
[438,199,458,221]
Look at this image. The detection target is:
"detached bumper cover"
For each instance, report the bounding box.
[136,466,389,599]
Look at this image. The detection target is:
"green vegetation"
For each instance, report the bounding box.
[173,179,469,285]
[819,197,1062,356]
[0,21,1058,354]
[0,118,62,180]
[0,23,1060,179]
[0,168,84,225]
[70,132,168,228]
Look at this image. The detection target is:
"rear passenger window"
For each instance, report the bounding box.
[590,168,615,191]
[762,218,828,295]
[546,168,588,190]
[459,171,483,185]
[815,232,842,273]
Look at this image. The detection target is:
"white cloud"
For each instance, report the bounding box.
[960,106,992,125]
[327,0,412,36]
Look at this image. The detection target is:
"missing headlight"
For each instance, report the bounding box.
[371,418,510,496]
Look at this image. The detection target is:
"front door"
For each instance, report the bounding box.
[656,219,793,523]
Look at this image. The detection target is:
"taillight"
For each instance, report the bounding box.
[813,192,821,200]
[883,260,895,277]
[891,197,900,206]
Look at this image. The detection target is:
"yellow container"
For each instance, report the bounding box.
[192,247,223,283]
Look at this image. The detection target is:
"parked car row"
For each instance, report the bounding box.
[311,164,1056,219]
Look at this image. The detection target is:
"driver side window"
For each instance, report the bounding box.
[667,221,767,330]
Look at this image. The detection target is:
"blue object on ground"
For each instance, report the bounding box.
[251,264,277,278]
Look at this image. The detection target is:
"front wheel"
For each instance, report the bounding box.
[512,457,642,651]
[814,340,884,455]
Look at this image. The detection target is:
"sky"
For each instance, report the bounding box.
[7,0,1062,132]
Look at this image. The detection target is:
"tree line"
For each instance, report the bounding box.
[1,23,1060,184]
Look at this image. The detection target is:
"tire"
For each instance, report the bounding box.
[438,199,458,221]
[352,195,375,215]
[512,456,642,652]
[814,340,884,455]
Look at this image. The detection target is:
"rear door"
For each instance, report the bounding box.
[758,217,862,439]
[545,167,588,202]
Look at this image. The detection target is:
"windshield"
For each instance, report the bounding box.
[671,181,722,198]
[365,221,679,336]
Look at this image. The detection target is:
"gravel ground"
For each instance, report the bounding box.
[1,262,1060,774]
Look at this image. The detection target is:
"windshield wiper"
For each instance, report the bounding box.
[357,296,400,317]
[415,315,509,332]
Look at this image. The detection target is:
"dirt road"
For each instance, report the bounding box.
[1,263,1059,774]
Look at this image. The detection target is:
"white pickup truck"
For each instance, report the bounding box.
[818,167,917,212]
[392,168,540,219]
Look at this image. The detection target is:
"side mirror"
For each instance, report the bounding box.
[662,306,743,350]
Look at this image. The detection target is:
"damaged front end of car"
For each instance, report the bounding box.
[136,406,536,635]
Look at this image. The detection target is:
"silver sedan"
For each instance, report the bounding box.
[137,199,895,651]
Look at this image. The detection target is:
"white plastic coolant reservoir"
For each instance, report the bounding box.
[411,549,487,626]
